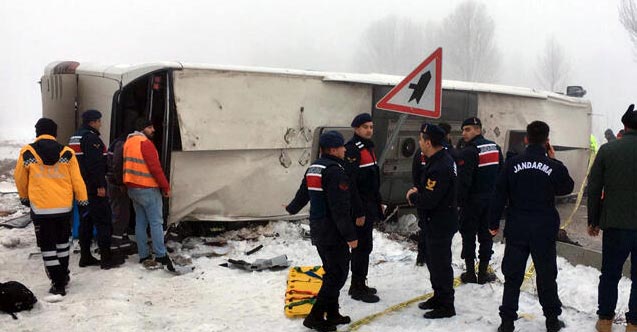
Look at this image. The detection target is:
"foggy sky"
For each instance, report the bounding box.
[1,0,635,141]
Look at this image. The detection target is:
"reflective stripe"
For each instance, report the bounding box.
[123,169,154,178]
[359,162,376,168]
[57,251,69,258]
[112,235,123,240]
[44,260,60,267]
[124,157,146,164]
[42,251,57,257]
[56,243,70,249]
[31,205,72,215]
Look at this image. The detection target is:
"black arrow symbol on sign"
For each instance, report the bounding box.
[408,71,432,104]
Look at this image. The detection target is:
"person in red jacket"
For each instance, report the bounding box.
[123,118,174,271]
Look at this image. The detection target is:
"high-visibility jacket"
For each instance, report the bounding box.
[14,135,89,218]
[122,133,161,188]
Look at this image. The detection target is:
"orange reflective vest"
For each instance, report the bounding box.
[122,134,159,188]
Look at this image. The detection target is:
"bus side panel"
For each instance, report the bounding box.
[76,76,120,144]
[41,74,77,143]
[478,93,592,190]
[169,70,372,223]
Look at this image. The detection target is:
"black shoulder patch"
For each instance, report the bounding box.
[60,150,73,163]
[22,150,37,166]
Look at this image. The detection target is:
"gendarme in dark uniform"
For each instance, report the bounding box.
[343,113,382,303]
[286,131,358,332]
[489,121,574,332]
[69,110,123,270]
[408,123,458,319]
[457,117,503,284]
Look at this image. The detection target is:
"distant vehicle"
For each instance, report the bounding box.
[40,61,592,224]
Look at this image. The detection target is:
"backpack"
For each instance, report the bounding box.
[0,281,37,319]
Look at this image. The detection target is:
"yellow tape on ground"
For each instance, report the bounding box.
[342,278,462,332]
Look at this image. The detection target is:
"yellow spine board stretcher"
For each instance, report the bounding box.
[285,266,325,318]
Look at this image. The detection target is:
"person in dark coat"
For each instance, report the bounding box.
[69,110,124,269]
[457,117,503,284]
[343,113,381,303]
[588,104,637,332]
[286,131,358,332]
[407,123,458,319]
[489,121,574,332]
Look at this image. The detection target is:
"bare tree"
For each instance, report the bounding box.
[439,0,500,82]
[536,36,570,92]
[356,16,435,75]
[620,0,637,57]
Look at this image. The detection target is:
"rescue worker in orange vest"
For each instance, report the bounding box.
[69,110,124,269]
[123,118,174,271]
[15,118,89,295]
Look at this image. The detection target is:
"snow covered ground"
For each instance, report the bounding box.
[0,205,632,332]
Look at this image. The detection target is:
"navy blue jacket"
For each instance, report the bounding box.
[344,135,382,219]
[286,155,357,246]
[489,144,574,239]
[408,148,459,235]
[70,125,107,195]
[458,135,503,206]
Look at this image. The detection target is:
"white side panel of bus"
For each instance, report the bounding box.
[76,76,120,144]
[478,93,592,191]
[41,74,77,143]
[168,69,372,223]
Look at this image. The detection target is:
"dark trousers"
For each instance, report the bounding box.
[34,216,72,287]
[417,210,427,263]
[500,236,562,321]
[460,198,493,262]
[79,195,112,252]
[316,243,351,306]
[351,222,373,282]
[425,228,455,309]
[108,183,132,250]
[598,228,637,323]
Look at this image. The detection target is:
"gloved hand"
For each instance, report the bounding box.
[20,198,30,207]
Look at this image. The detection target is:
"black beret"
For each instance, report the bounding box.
[350,113,373,128]
[461,117,482,128]
[35,118,58,137]
[621,104,637,129]
[82,109,102,123]
[319,130,345,148]
[420,122,445,142]
[134,118,153,131]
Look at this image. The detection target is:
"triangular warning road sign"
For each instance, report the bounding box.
[376,48,442,118]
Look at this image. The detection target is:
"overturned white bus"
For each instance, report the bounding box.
[40,61,592,225]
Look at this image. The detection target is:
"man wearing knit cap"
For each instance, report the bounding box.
[343,113,382,303]
[457,116,503,284]
[407,123,458,319]
[287,130,358,331]
[123,118,174,272]
[15,118,88,295]
[588,104,637,332]
[69,109,124,269]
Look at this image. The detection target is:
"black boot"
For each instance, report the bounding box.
[156,255,176,272]
[361,279,377,295]
[477,260,496,284]
[418,297,440,310]
[349,279,380,303]
[100,248,124,270]
[325,302,351,325]
[497,319,515,332]
[423,306,456,319]
[49,284,66,296]
[303,301,336,332]
[461,259,477,284]
[79,249,100,268]
[546,317,565,332]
